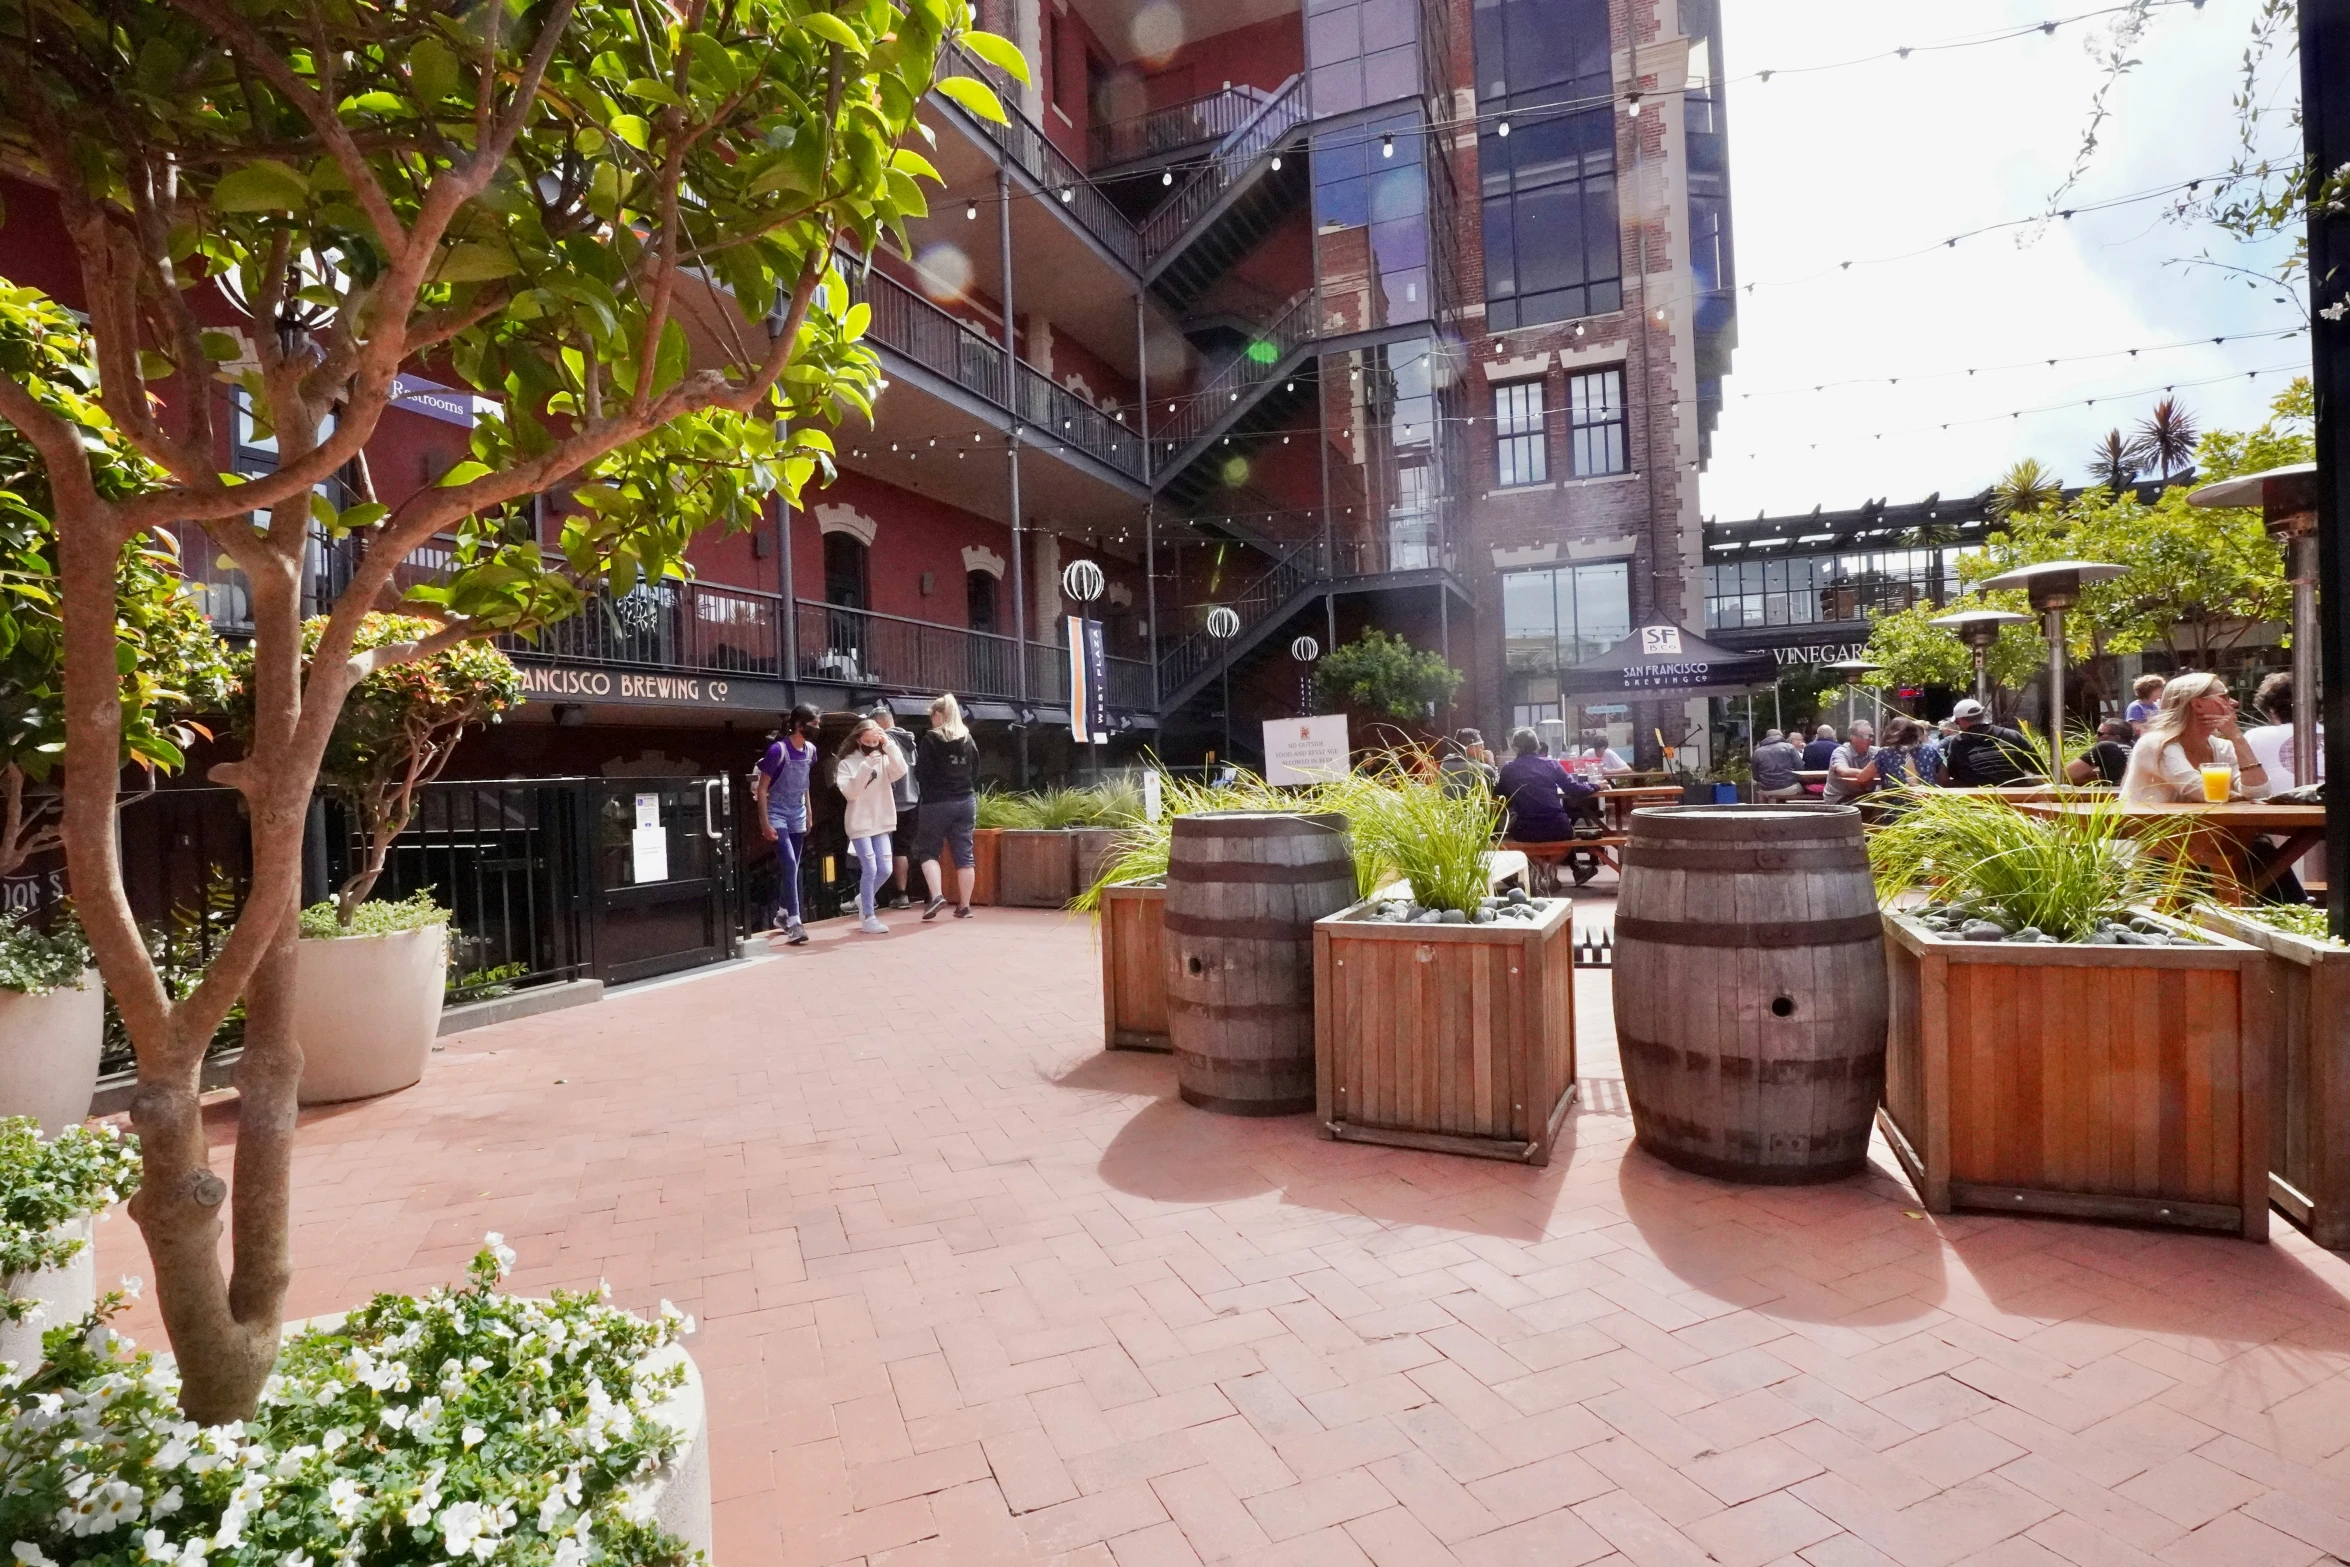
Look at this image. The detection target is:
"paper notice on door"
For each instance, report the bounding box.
[631,824,669,884]
[634,791,660,830]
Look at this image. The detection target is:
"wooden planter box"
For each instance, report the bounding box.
[1313,896,1578,1163]
[2193,906,2350,1249]
[996,829,1078,907]
[1098,880,1169,1052]
[1881,910,2270,1239]
[970,827,1002,906]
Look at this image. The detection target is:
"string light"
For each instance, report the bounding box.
[1731,327,2306,402]
[965,201,977,221]
[1380,134,1395,158]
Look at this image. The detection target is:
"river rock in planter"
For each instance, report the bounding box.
[0,974,102,1134]
[0,1214,95,1372]
[293,922,448,1105]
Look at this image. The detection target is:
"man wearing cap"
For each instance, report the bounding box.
[1439,728,1499,798]
[1751,728,1803,802]
[1943,698,2037,786]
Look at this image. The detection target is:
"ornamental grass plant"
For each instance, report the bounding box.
[1340,762,1500,917]
[1868,789,2203,941]
[1070,769,1284,913]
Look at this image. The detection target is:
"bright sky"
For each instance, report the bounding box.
[1700,0,2307,521]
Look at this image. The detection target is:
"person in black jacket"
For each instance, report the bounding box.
[1942,698,2039,786]
[912,693,983,919]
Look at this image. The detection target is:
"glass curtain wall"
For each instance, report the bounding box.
[1472,0,1621,332]
[1502,560,1632,734]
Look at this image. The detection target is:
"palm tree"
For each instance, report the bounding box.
[2085,429,2138,493]
[1988,458,2063,520]
[2127,396,2199,481]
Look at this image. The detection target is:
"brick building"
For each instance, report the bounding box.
[2,0,1735,782]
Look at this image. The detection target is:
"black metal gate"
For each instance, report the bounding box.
[583,776,737,984]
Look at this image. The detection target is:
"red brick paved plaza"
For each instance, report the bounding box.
[100,906,2350,1567]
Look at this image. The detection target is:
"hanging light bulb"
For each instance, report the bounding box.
[1270,153,1282,170]
[1060,184,1074,203]
[1497,117,1511,137]
[1574,322,1586,337]
[1381,133,1395,158]
[966,201,978,221]
[1162,169,1174,186]
[1625,92,1642,117]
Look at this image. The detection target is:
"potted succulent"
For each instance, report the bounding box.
[2191,901,2350,1248]
[0,912,101,1133]
[0,1116,138,1373]
[238,615,521,1105]
[0,1238,711,1561]
[1313,772,1578,1163]
[1873,791,2269,1237]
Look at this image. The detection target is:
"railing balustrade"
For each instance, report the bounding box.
[1138,76,1308,259]
[1156,540,1322,699]
[938,42,1144,271]
[1147,289,1318,474]
[1090,85,1270,168]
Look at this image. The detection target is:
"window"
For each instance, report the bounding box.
[823,531,869,608]
[1473,0,1620,331]
[966,569,998,633]
[1504,560,1630,719]
[1042,9,1060,107]
[1567,368,1626,477]
[1305,0,1423,118]
[1493,380,1547,486]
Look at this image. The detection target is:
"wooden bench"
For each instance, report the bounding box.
[1502,836,1630,892]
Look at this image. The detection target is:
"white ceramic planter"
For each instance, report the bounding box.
[0,1214,96,1372]
[293,923,447,1105]
[0,973,102,1134]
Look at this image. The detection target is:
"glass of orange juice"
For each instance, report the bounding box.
[2198,763,2232,802]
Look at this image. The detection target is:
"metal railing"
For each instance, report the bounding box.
[797,598,1023,699]
[1139,75,1308,260]
[513,580,788,677]
[1157,539,1322,700]
[1148,289,1318,474]
[845,261,1148,482]
[937,41,1144,271]
[1090,84,1272,168]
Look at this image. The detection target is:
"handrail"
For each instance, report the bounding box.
[843,260,1145,482]
[1147,288,1317,474]
[1090,84,1273,168]
[937,41,1144,271]
[1139,75,1307,260]
[1157,539,1322,699]
[797,598,1150,708]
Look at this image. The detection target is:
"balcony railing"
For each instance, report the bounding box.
[1147,288,1317,474]
[1090,84,1273,169]
[1138,75,1307,260]
[1156,539,1322,700]
[512,580,789,678]
[844,262,1148,483]
[938,41,1144,272]
[803,600,1150,709]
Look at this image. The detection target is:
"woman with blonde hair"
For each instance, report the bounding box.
[912,693,983,919]
[835,717,909,934]
[2121,672,2272,804]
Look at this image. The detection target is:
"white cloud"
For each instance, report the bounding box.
[1701,0,2306,520]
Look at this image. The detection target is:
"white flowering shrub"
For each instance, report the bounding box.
[0,1241,700,1565]
[0,1121,140,1325]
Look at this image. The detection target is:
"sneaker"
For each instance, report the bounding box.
[953,904,973,919]
[859,916,889,935]
[923,896,947,921]
[887,893,912,911]
[785,922,809,946]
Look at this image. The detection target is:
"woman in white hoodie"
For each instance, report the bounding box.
[835,719,910,934]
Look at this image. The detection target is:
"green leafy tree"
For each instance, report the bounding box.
[1313,629,1465,721]
[0,0,1023,1419]
[0,290,231,878]
[1862,599,2046,724]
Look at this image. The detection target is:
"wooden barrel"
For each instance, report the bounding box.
[1165,811,1355,1115]
[1611,804,1888,1183]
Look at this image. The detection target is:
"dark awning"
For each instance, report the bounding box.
[1556,624,1780,699]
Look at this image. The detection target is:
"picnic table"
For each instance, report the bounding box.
[2015,799,2327,901]
[1597,784,1685,831]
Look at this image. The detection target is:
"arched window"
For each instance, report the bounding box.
[966,569,998,633]
[824,530,869,609]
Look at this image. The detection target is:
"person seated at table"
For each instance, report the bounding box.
[1800,724,1839,772]
[1943,699,2039,786]
[2121,672,2300,901]
[1570,729,1631,778]
[1823,721,1881,804]
[2065,718,2134,786]
[2242,671,2323,788]
[1751,728,1804,802]
[1440,728,1498,798]
[1499,727,1603,885]
[1874,717,1943,791]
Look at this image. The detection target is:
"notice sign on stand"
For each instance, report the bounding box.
[631,791,668,884]
[1263,714,1351,785]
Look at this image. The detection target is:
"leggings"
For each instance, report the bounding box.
[849,833,892,920]
[773,826,807,925]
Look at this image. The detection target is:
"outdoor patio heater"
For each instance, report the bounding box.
[1927,608,2034,705]
[2188,463,2319,786]
[1825,657,1885,731]
[1974,560,2126,750]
